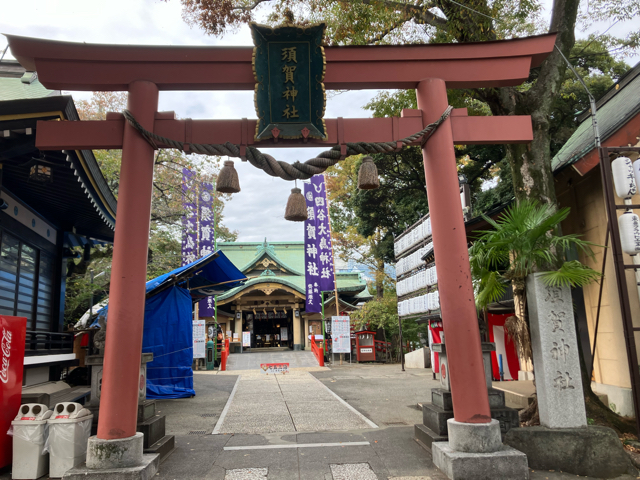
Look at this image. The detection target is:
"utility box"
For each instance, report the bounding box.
[46,403,93,478]
[11,404,52,479]
[355,331,376,362]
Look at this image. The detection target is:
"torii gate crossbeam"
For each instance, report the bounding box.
[4,34,555,455]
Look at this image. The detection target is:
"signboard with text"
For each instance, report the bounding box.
[251,23,327,141]
[193,320,206,359]
[242,331,251,348]
[260,363,290,375]
[331,316,351,353]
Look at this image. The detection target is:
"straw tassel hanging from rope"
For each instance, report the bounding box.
[358,156,380,190]
[284,180,308,222]
[216,160,241,193]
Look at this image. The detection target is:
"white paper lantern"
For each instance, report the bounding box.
[634,159,640,193]
[612,157,636,199]
[619,212,640,255]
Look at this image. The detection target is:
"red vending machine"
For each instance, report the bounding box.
[0,315,27,469]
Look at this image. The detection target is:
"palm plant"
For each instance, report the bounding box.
[469,200,601,364]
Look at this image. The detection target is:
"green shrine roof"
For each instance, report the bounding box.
[216,239,371,304]
[0,61,59,101]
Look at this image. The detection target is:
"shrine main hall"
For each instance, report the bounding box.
[211,239,371,350]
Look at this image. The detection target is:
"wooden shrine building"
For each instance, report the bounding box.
[214,239,371,350]
[0,58,117,385]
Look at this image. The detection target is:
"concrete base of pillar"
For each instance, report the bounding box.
[86,433,144,469]
[448,419,502,453]
[432,419,528,479]
[432,442,528,480]
[293,344,301,351]
[63,454,159,480]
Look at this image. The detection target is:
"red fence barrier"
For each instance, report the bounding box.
[310,337,324,367]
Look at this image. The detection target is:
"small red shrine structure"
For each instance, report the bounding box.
[5,33,555,451]
[355,330,377,362]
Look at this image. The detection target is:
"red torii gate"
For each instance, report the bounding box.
[6,33,555,448]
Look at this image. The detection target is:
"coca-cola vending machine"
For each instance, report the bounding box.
[0,315,27,469]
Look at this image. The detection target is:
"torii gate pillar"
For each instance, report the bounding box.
[417,79,527,476]
[417,78,491,424]
[93,81,158,452]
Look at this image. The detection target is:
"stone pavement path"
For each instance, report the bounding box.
[214,371,377,434]
[226,349,319,370]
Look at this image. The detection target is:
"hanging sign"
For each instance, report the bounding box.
[251,22,327,141]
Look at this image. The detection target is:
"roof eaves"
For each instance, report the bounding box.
[216,276,306,300]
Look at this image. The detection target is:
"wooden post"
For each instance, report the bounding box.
[98,80,159,440]
[416,78,491,424]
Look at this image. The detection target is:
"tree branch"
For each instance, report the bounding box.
[231,0,272,11]
[350,0,448,28]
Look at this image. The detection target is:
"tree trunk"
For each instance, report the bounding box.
[376,250,384,299]
[382,327,390,363]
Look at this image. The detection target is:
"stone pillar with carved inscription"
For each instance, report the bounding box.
[526,273,587,428]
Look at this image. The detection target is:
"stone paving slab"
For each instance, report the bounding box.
[330,463,378,480]
[219,414,296,434]
[228,402,290,416]
[285,401,352,415]
[281,390,335,402]
[290,412,371,432]
[215,372,376,435]
[224,467,268,480]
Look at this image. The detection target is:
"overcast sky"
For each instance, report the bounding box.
[1,0,635,242]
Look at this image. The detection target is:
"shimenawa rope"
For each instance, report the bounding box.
[122,106,454,181]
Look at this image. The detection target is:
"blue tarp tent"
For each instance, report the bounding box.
[143,286,194,398]
[92,251,246,399]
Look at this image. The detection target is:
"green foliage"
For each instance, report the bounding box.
[350,292,428,350]
[63,246,112,326]
[550,38,631,157]
[469,200,601,310]
[327,148,429,265]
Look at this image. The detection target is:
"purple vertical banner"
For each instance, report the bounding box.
[310,175,335,293]
[181,168,198,266]
[198,182,216,316]
[304,182,321,313]
[304,175,335,314]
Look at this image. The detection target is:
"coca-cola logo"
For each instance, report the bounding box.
[1,328,12,384]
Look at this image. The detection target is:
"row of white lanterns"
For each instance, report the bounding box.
[611,156,640,255]
[394,217,432,257]
[397,291,440,317]
[396,266,438,296]
[395,244,432,276]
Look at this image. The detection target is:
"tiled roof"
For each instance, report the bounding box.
[0,77,57,101]
[552,61,640,172]
[216,240,368,302]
